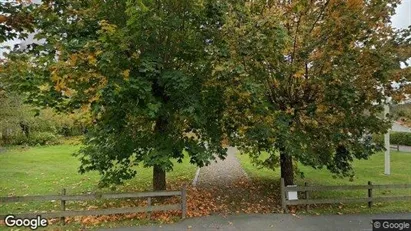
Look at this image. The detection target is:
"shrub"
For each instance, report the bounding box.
[10,133,29,145]
[1,94,88,146]
[372,132,411,146]
[397,110,406,118]
[391,104,411,120]
[5,132,60,146]
[28,132,60,146]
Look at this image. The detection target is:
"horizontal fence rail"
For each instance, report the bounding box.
[0,191,182,203]
[283,184,411,192]
[0,186,187,224]
[280,178,411,213]
[390,144,400,151]
[0,204,181,220]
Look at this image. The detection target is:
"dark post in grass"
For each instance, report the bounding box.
[304,182,309,212]
[147,197,152,220]
[368,181,373,208]
[181,184,187,219]
[61,188,66,225]
[280,178,288,213]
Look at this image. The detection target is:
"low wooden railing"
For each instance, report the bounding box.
[280,178,411,212]
[390,144,400,151]
[0,185,187,224]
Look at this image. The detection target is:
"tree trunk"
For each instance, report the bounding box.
[152,115,168,191]
[280,151,294,186]
[153,164,166,191]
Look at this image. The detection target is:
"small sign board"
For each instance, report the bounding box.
[286,185,298,200]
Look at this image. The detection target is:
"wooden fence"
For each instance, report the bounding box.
[0,186,187,224]
[280,178,411,212]
[390,144,400,151]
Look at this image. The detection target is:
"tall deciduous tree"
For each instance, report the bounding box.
[3,0,410,189]
[1,0,230,190]
[212,0,411,185]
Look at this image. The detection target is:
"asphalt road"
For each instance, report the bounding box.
[100,213,411,231]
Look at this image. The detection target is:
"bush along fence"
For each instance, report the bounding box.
[0,186,187,225]
[280,178,411,213]
[373,132,411,147]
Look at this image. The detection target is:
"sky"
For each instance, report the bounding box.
[0,0,410,57]
[392,0,411,29]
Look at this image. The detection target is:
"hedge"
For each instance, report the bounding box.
[5,132,61,146]
[372,132,411,146]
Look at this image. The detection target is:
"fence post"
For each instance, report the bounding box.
[280,178,288,213]
[181,184,187,219]
[61,188,66,225]
[368,181,373,208]
[304,182,309,212]
[147,197,151,220]
[397,145,400,152]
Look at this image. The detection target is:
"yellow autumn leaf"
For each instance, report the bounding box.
[89,95,100,103]
[294,69,305,78]
[54,81,65,92]
[51,71,59,82]
[122,69,130,80]
[64,88,73,97]
[81,104,90,112]
[69,54,78,65]
[87,55,97,65]
[99,20,117,34]
[347,0,363,9]
[38,84,50,92]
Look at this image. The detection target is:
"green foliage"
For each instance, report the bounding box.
[0,0,34,43]
[211,0,411,180]
[1,0,410,187]
[29,132,59,145]
[372,134,384,146]
[391,104,411,121]
[1,0,232,188]
[373,132,411,146]
[0,93,87,145]
[8,133,30,145]
[9,132,60,146]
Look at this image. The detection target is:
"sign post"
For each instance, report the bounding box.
[384,102,390,175]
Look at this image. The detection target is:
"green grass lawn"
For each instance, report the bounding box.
[0,144,197,230]
[237,151,411,214]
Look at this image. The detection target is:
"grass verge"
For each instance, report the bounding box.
[237,151,411,215]
[0,144,197,230]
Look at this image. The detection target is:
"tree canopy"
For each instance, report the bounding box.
[1,0,233,190]
[1,0,410,188]
[212,0,411,185]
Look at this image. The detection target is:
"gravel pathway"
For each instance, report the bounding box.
[195,147,249,187]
